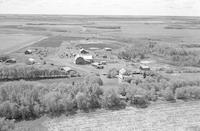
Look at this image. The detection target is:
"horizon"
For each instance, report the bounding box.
[0,0,199,16]
[0,14,200,18]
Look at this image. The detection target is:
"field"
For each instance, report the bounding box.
[43,101,200,131]
[1,15,200,131]
[15,101,200,131]
[0,34,45,53]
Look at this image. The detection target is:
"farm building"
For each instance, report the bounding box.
[104,47,112,51]
[60,67,73,72]
[132,68,141,74]
[5,58,16,64]
[80,48,89,54]
[25,49,32,55]
[118,68,132,83]
[27,58,35,65]
[74,54,93,65]
[140,65,150,71]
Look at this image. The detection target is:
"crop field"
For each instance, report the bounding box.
[0,34,45,53]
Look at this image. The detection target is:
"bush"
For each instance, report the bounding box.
[175,86,200,100]
[126,86,148,100]
[0,55,10,62]
[161,87,175,101]
[0,118,15,131]
[0,81,47,120]
[42,92,64,115]
[84,75,103,86]
[75,92,90,112]
[101,88,126,110]
[131,95,149,108]
[107,68,118,78]
[118,83,130,96]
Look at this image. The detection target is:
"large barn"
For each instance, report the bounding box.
[74,54,93,65]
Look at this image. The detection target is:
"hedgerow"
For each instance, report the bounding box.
[0,64,80,81]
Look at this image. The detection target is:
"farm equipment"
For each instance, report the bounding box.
[91,62,104,69]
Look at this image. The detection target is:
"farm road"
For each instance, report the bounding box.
[43,101,200,131]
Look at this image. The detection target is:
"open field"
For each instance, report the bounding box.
[14,101,200,131]
[40,101,200,131]
[0,34,46,53]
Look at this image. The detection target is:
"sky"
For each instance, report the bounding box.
[0,0,199,16]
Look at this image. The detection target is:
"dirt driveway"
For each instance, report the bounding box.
[43,101,200,131]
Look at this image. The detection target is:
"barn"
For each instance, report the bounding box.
[74,55,85,65]
[74,54,93,65]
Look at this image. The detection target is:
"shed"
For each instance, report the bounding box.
[80,48,89,54]
[25,49,32,55]
[119,68,128,75]
[61,67,73,72]
[27,58,35,65]
[5,58,16,64]
[104,47,112,51]
[140,65,150,71]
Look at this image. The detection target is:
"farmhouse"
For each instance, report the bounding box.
[118,68,132,83]
[74,54,93,65]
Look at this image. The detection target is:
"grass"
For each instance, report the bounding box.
[31,36,85,47]
[42,101,200,131]
[0,34,44,53]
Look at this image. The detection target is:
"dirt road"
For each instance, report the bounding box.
[43,101,200,131]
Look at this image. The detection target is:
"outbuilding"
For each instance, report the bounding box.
[5,58,16,64]
[139,65,150,71]
[27,58,35,65]
[80,48,89,54]
[25,49,32,55]
[61,67,73,72]
[104,47,112,51]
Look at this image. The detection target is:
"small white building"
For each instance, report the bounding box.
[104,47,112,51]
[61,67,73,72]
[28,58,35,65]
[118,68,129,83]
[140,65,150,71]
